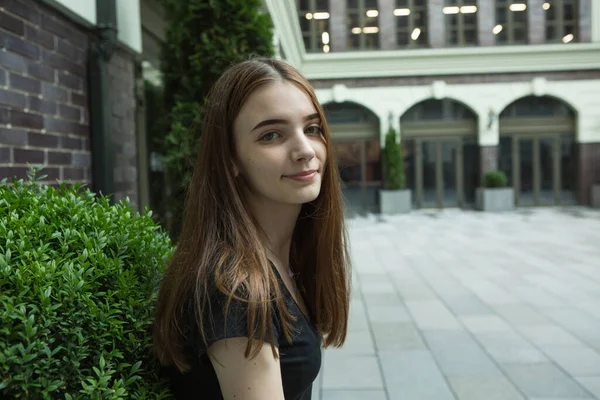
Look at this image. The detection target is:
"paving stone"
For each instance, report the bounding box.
[517,325,586,348]
[379,350,455,400]
[448,376,525,400]
[474,332,548,365]
[321,355,384,390]
[443,295,493,316]
[363,292,403,307]
[503,363,592,398]
[493,304,551,326]
[366,304,412,323]
[325,330,374,357]
[405,300,463,331]
[460,315,515,334]
[321,390,387,400]
[371,322,426,351]
[423,331,502,377]
[575,377,600,398]
[392,278,438,300]
[542,345,600,376]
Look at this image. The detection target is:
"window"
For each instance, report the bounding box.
[443,0,478,46]
[544,0,578,43]
[396,0,428,48]
[494,0,528,44]
[347,0,380,50]
[297,0,331,53]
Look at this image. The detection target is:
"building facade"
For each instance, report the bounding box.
[266,0,600,214]
[0,0,164,211]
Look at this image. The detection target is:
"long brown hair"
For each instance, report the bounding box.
[153,57,351,373]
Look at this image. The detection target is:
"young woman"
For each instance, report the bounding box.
[153,57,351,400]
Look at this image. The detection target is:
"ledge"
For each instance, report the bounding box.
[301,43,600,79]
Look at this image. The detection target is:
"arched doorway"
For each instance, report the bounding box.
[324,102,381,216]
[499,96,577,206]
[400,99,479,208]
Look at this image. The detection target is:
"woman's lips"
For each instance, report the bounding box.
[284,170,318,181]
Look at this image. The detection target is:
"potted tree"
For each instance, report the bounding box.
[380,127,411,214]
[476,170,515,211]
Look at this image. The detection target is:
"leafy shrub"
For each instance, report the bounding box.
[0,169,174,399]
[484,170,508,188]
[382,127,406,190]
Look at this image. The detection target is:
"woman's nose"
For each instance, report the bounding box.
[291,132,316,162]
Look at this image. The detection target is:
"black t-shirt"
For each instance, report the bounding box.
[161,262,322,399]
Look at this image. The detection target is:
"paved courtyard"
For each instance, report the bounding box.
[312,207,600,400]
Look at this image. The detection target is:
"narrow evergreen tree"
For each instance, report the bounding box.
[159,0,274,237]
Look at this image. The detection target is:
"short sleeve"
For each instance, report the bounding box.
[191,286,281,356]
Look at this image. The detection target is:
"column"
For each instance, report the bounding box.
[330,0,348,51]
[477,0,495,46]
[579,0,592,42]
[379,0,397,49]
[428,0,445,48]
[528,0,545,44]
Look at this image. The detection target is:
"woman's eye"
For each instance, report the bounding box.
[306,125,322,135]
[259,132,279,142]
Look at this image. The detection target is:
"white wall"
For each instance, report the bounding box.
[48,0,96,25]
[315,78,600,146]
[117,0,142,54]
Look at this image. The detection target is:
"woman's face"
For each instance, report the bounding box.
[232,81,327,208]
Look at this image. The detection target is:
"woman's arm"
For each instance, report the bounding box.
[208,338,285,400]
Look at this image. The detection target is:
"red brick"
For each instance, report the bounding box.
[62,167,85,180]
[41,14,71,39]
[28,131,59,148]
[0,10,25,36]
[25,25,55,50]
[0,128,28,145]
[0,88,27,108]
[27,63,55,82]
[41,82,68,103]
[71,152,91,166]
[10,73,41,94]
[56,39,82,62]
[61,136,82,150]
[48,151,71,165]
[5,0,41,25]
[14,148,44,163]
[41,48,85,77]
[11,109,43,129]
[1,31,40,60]
[0,166,28,180]
[58,71,82,91]
[44,116,72,133]
[70,92,87,107]
[28,96,57,115]
[58,104,80,121]
[0,146,10,163]
[0,50,27,72]
[0,108,9,124]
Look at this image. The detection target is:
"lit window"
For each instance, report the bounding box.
[347,0,380,50]
[495,0,528,45]
[396,0,428,48]
[544,0,578,43]
[444,0,478,46]
[297,0,331,53]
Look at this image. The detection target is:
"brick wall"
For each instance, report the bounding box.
[109,48,139,207]
[0,0,91,185]
[480,145,498,178]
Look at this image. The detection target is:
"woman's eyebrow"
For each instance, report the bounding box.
[250,113,320,132]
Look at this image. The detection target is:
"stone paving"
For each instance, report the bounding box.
[311,207,600,400]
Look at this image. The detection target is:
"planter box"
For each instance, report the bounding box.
[476,187,515,212]
[380,189,411,214]
[592,185,600,209]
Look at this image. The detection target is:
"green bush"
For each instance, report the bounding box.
[159,0,274,237]
[0,169,174,399]
[484,170,508,188]
[382,127,405,190]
